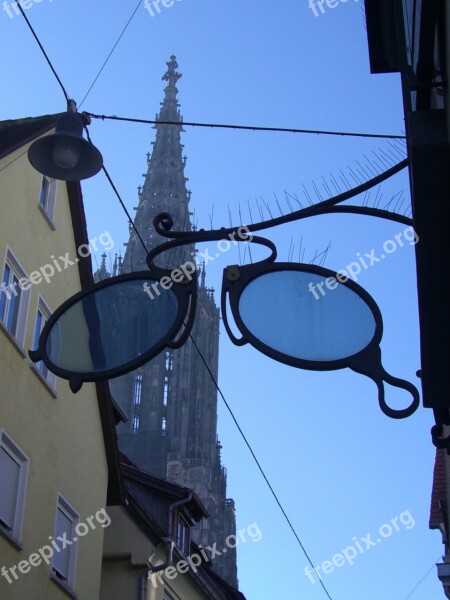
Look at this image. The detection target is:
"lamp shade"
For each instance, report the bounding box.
[28,111,103,181]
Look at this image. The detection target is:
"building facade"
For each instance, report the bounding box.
[101,459,245,600]
[105,56,238,586]
[364,0,450,593]
[0,115,122,599]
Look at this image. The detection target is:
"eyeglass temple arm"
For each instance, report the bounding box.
[349,345,420,419]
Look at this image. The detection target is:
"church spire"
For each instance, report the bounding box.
[111,57,238,587]
[121,55,192,272]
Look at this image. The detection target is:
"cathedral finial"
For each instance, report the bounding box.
[93,252,110,282]
[158,55,182,122]
[162,55,182,88]
[201,262,206,289]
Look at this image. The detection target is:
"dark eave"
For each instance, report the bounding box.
[0,114,63,159]
[364,0,400,73]
[110,394,129,424]
[66,181,124,505]
[122,462,209,520]
[199,558,247,600]
[415,0,441,110]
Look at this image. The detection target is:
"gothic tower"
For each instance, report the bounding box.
[106,56,238,586]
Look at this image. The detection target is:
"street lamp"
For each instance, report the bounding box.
[28,100,103,181]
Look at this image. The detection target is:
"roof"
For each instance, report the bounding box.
[199,556,247,600]
[0,113,62,159]
[119,458,246,600]
[125,484,171,543]
[430,447,447,529]
[122,459,209,522]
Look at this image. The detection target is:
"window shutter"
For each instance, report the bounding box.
[5,276,21,335]
[0,445,20,530]
[0,264,11,320]
[39,177,49,209]
[52,507,73,580]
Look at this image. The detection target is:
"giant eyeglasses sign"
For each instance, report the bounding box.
[29,214,419,420]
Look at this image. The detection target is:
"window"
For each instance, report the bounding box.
[163,376,169,407]
[0,430,29,543]
[0,250,30,348]
[38,176,57,224]
[165,351,173,371]
[51,495,79,592]
[132,415,140,435]
[31,298,56,389]
[173,511,190,555]
[134,373,143,406]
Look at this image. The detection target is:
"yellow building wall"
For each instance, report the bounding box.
[0,137,109,599]
[101,506,212,600]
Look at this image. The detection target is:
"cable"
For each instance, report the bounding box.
[16,2,148,259]
[188,332,334,600]
[17,0,148,255]
[16,0,403,146]
[83,126,148,254]
[78,0,142,109]
[16,2,70,102]
[85,112,406,140]
[403,559,440,599]
[102,165,148,254]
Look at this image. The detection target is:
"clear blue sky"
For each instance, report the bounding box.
[1,1,443,598]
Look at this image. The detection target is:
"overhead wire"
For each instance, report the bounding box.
[101,166,148,255]
[188,332,333,600]
[402,558,440,599]
[85,111,406,139]
[84,128,148,254]
[16,2,70,102]
[15,0,149,256]
[78,0,142,109]
[16,0,148,257]
[15,0,409,152]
